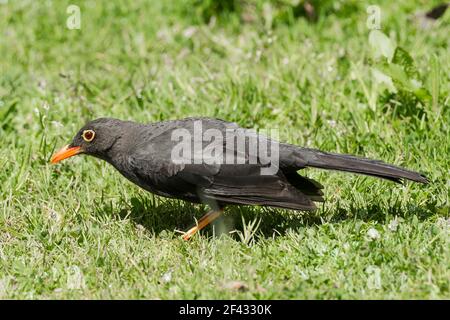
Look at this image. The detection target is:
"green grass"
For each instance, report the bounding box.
[0,0,449,299]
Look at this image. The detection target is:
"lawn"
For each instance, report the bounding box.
[0,0,448,299]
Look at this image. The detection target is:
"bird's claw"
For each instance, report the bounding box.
[181,226,198,241]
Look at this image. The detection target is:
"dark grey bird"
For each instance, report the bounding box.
[51,117,428,239]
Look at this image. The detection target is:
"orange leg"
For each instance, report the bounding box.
[182,209,223,240]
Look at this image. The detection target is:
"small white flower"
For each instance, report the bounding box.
[297,269,309,280]
[51,121,63,128]
[388,217,399,232]
[161,271,172,283]
[327,120,337,127]
[367,228,380,240]
[410,79,422,89]
[182,26,197,38]
[47,208,62,225]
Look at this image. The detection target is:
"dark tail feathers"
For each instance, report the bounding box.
[298,148,429,184]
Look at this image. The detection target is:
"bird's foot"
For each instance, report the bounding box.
[182,226,198,241]
[181,209,223,241]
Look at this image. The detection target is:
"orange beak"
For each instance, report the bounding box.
[50,145,82,164]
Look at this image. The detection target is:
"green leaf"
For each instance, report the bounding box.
[378,63,412,90]
[413,87,432,101]
[371,67,397,93]
[375,49,432,102]
[392,47,419,79]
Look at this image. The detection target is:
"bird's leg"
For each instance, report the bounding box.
[182,208,224,240]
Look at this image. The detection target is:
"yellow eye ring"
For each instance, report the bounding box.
[82,130,95,142]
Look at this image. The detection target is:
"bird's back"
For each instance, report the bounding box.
[107,117,426,211]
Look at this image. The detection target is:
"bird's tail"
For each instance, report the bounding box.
[295,147,429,184]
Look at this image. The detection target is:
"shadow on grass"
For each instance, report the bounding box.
[95,194,443,240]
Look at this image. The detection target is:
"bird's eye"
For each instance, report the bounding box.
[82,130,95,142]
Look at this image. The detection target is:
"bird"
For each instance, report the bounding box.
[50,117,428,240]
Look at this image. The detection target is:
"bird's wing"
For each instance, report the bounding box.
[126,119,316,210]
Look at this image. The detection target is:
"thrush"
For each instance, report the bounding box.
[51,118,428,240]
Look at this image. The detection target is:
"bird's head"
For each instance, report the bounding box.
[50,118,128,164]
